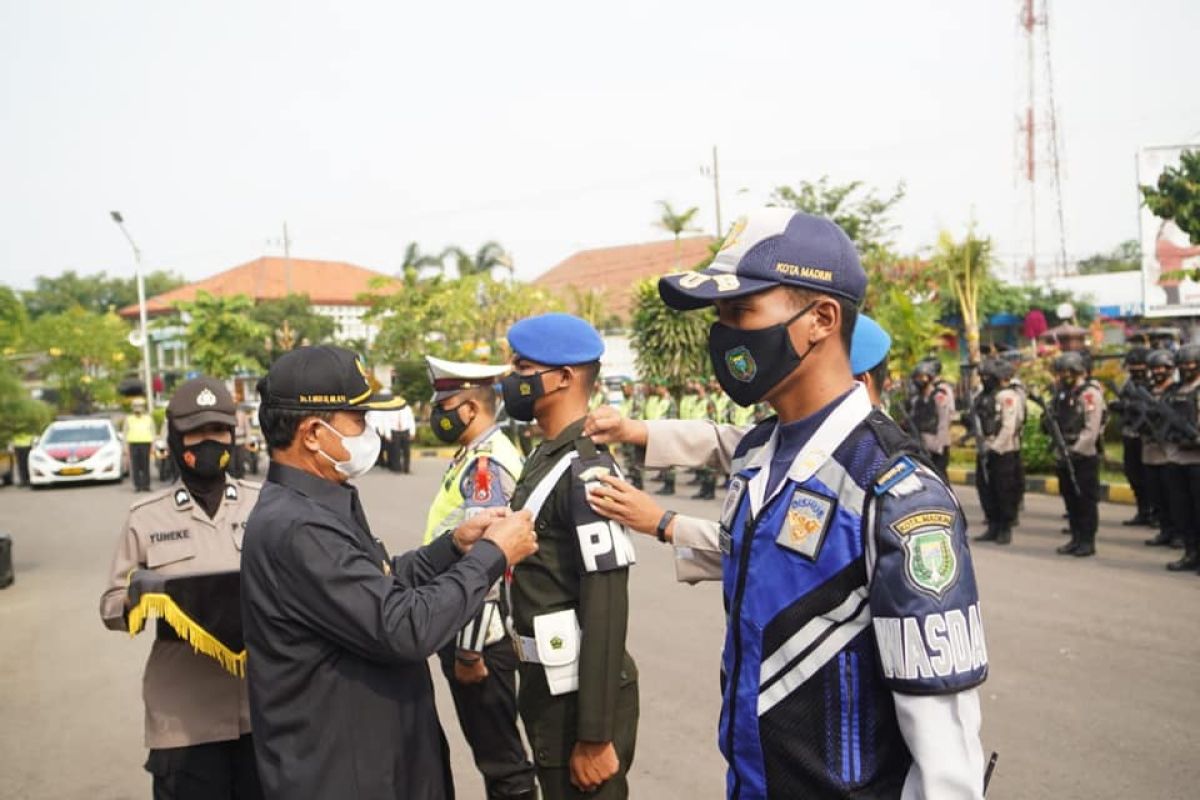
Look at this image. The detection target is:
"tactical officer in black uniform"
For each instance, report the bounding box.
[1163,345,1200,572]
[973,359,1025,545]
[1115,347,1156,526]
[1142,350,1178,548]
[907,360,954,477]
[1050,351,1106,557]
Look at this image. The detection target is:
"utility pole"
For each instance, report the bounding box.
[109,211,155,412]
[701,146,724,236]
[282,221,292,294]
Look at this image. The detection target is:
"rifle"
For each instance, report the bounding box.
[1027,393,1081,495]
[958,363,989,485]
[1126,381,1200,444]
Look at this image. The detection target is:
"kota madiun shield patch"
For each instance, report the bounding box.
[726,346,757,382]
[891,510,959,598]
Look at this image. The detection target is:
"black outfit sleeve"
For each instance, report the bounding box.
[275,520,506,665]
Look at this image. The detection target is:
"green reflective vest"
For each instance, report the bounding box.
[423,427,525,545]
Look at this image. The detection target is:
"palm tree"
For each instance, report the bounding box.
[932,227,993,378]
[655,201,701,268]
[446,241,509,278]
[399,242,445,285]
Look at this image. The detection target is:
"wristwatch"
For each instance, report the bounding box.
[656,510,677,543]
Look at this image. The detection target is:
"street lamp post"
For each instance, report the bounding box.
[109,211,155,412]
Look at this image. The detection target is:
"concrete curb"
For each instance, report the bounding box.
[946,467,1135,505]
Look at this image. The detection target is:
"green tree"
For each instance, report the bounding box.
[870,284,951,377]
[26,306,137,411]
[655,201,702,267]
[1141,149,1200,245]
[565,286,622,332]
[447,241,509,278]
[932,227,993,370]
[0,285,28,352]
[629,278,712,389]
[22,269,184,317]
[247,293,337,365]
[1077,239,1141,275]
[400,242,446,284]
[768,176,905,260]
[0,365,53,444]
[176,292,268,378]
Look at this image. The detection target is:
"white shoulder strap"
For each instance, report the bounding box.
[519,452,578,518]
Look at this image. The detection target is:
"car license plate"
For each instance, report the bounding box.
[58,466,88,476]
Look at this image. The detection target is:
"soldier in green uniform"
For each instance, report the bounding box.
[499,313,639,799]
[423,356,536,800]
[616,381,642,489]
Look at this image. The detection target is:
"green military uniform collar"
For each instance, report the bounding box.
[534,417,587,460]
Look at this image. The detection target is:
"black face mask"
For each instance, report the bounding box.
[708,302,818,407]
[500,369,558,422]
[178,439,233,478]
[430,403,472,444]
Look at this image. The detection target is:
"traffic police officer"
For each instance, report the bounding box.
[501,313,640,799]
[1116,347,1156,526]
[100,377,264,799]
[1141,349,1178,547]
[423,355,537,799]
[1050,351,1106,557]
[1163,345,1200,572]
[972,359,1025,545]
[617,381,643,489]
[643,380,678,495]
[124,396,158,491]
[240,345,537,800]
[908,361,954,478]
[591,208,987,798]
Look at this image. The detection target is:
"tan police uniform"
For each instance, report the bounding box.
[100,478,260,749]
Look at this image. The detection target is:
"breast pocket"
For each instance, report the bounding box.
[145,538,197,569]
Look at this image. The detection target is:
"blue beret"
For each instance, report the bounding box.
[850,314,891,375]
[659,207,867,310]
[507,313,605,366]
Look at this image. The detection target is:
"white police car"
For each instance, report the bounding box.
[28,418,128,487]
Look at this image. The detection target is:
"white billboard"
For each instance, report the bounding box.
[1139,144,1200,317]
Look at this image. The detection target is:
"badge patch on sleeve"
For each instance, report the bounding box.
[775,488,833,560]
[874,456,917,496]
[891,510,959,598]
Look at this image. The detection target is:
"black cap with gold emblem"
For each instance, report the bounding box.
[167,377,238,432]
[260,345,404,411]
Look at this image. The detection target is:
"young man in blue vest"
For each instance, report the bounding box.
[586,208,988,799]
[423,355,537,799]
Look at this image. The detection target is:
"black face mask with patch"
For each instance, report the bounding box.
[708,302,817,407]
[168,425,233,518]
[430,404,472,444]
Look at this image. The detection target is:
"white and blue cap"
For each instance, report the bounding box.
[850,314,891,375]
[658,207,866,311]
[507,313,605,366]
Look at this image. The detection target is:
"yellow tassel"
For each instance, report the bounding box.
[127,592,247,678]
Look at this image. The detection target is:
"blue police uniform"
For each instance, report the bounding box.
[656,208,987,799]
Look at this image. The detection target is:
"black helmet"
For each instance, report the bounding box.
[1176,345,1200,366]
[1146,349,1176,369]
[912,360,939,379]
[989,358,1016,382]
[1058,352,1086,375]
[1050,353,1068,373]
[1124,346,1149,368]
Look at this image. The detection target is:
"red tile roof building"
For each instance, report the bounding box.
[533,236,716,320]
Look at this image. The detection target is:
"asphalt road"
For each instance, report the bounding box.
[1,459,1198,800]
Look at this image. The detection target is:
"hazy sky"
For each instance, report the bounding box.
[2,0,1197,291]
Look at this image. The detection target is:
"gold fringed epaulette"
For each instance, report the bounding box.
[126,570,247,678]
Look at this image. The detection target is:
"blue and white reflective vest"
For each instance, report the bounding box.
[716,387,987,799]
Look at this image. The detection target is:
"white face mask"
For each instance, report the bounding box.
[316,420,380,480]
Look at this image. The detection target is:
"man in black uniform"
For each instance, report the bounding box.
[240,345,538,800]
[907,360,953,477]
[500,313,639,799]
[1115,347,1156,526]
[1141,350,1177,548]
[1050,351,1106,557]
[1163,345,1200,572]
[972,359,1025,545]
